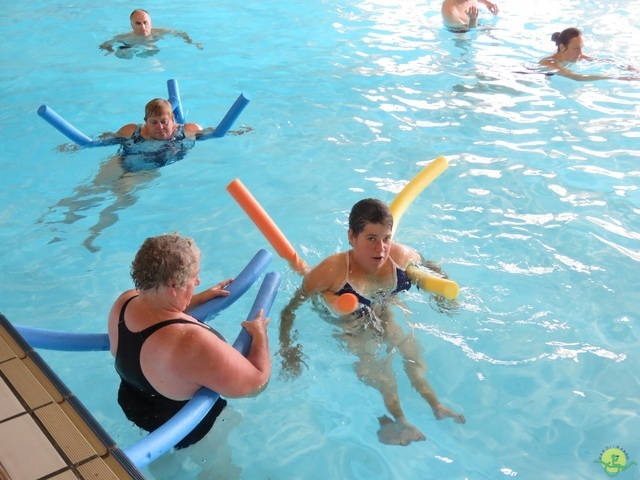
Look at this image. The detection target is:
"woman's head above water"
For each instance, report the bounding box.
[348,198,394,235]
[551,27,584,62]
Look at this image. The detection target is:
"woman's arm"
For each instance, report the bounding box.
[166,310,271,398]
[278,288,309,379]
[583,56,640,74]
[553,67,610,81]
[278,254,344,378]
[239,310,272,396]
[539,57,610,81]
[301,254,343,294]
[186,278,233,311]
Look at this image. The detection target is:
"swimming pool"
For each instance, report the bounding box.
[1,0,639,478]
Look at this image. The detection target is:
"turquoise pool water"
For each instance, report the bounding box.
[1,0,639,478]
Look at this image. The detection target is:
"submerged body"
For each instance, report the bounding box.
[118,123,196,171]
[99,9,202,58]
[108,234,272,448]
[42,99,208,251]
[539,27,639,81]
[281,199,464,446]
[441,0,499,31]
[115,296,227,448]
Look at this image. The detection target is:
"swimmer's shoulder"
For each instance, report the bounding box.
[112,32,143,44]
[539,55,559,68]
[303,252,347,293]
[116,123,138,138]
[390,243,420,268]
[184,122,204,139]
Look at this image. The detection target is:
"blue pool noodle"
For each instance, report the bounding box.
[11,328,111,351]
[166,79,185,124]
[188,248,272,321]
[123,270,281,468]
[39,85,248,146]
[37,104,95,147]
[196,93,251,141]
[14,249,272,351]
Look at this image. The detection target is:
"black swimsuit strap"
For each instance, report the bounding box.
[138,319,213,341]
[118,295,216,341]
[118,295,138,325]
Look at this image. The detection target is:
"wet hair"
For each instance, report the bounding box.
[130,9,149,19]
[348,198,393,235]
[131,233,201,291]
[144,98,174,121]
[551,28,582,50]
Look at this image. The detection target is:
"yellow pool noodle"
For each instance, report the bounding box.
[406,265,459,300]
[389,156,459,300]
[389,156,449,237]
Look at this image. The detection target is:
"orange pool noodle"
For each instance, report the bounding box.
[323,292,359,315]
[228,178,358,312]
[227,178,308,273]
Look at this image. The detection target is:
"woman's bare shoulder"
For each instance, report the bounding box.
[303,252,347,293]
[391,242,421,267]
[116,123,137,138]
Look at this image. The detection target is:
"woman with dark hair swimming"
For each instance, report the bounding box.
[280,199,465,446]
[540,27,639,81]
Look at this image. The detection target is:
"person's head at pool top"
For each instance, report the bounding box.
[131,233,201,294]
[130,9,152,37]
[551,27,584,64]
[347,198,396,273]
[142,98,179,140]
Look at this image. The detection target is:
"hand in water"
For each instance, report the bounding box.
[277,343,307,380]
[56,143,81,154]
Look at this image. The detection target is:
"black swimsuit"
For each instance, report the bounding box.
[115,296,227,449]
[335,253,411,316]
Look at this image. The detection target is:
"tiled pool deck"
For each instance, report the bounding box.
[0,314,144,480]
